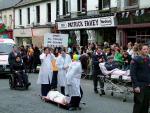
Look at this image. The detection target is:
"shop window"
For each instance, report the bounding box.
[127,29,136,36]
[47,3,51,22]
[36,6,40,23]
[27,8,30,24]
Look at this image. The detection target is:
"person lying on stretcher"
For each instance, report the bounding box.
[105,56,119,71]
[99,56,130,80]
[46,91,71,105]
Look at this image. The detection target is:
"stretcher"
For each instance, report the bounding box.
[41,91,86,110]
[99,63,133,102]
[41,91,70,109]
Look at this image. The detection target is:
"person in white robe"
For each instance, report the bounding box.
[66,54,83,110]
[56,48,72,95]
[37,47,55,96]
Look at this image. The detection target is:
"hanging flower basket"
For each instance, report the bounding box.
[0,24,6,33]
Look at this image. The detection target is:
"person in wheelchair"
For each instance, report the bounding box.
[12,55,30,87]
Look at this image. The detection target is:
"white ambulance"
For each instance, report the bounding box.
[0,38,15,74]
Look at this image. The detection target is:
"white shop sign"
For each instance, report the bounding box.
[57,16,115,30]
[44,33,68,47]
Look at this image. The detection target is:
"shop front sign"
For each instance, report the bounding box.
[57,16,116,30]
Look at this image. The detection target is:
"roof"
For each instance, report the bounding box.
[0,0,21,10]
[15,0,49,7]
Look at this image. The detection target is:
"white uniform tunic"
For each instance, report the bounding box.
[66,61,82,97]
[56,54,72,87]
[37,53,55,84]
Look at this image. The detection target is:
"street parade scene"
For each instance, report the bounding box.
[0,0,150,113]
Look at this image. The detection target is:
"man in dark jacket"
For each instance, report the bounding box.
[130,44,150,113]
[33,46,41,73]
[8,46,20,71]
[92,47,107,95]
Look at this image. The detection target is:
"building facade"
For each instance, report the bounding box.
[116,0,150,46]
[56,0,118,46]
[0,0,21,39]
[14,0,56,47]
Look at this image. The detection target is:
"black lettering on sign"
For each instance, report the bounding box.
[68,21,83,27]
[85,19,98,27]
[100,17,112,25]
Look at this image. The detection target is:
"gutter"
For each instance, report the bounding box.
[14,0,50,8]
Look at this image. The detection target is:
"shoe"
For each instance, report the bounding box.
[17,82,20,86]
[40,96,45,101]
[76,107,82,110]
[28,83,31,86]
[94,90,98,94]
[68,107,77,111]
[100,90,105,95]
[26,83,31,87]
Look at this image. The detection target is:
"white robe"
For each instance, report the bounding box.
[66,61,82,97]
[56,54,72,87]
[37,53,55,84]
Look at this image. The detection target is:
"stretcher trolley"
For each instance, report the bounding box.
[99,63,133,102]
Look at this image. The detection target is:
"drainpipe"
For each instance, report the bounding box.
[13,7,15,29]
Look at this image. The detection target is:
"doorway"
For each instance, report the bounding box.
[80,30,88,46]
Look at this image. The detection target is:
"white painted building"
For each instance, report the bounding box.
[0,0,21,29]
[57,0,117,16]
[14,0,56,47]
[0,9,14,30]
[0,0,21,39]
[56,0,118,46]
[118,0,150,11]
[116,0,150,46]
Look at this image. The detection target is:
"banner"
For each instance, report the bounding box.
[44,33,68,47]
[57,16,116,30]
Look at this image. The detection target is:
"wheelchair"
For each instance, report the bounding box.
[9,70,31,90]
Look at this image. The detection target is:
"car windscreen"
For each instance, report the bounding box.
[0,43,14,54]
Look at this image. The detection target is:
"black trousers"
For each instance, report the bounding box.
[41,84,51,96]
[51,71,58,89]
[69,87,83,108]
[61,86,65,95]
[15,72,28,86]
[93,74,104,92]
[133,86,150,113]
